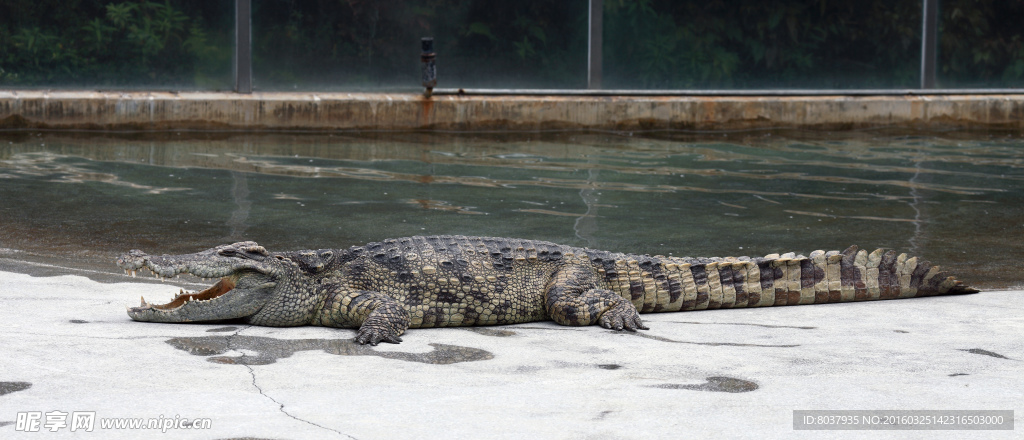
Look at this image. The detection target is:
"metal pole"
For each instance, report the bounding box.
[421,38,437,97]
[235,0,252,93]
[429,87,1024,96]
[588,0,603,89]
[920,0,938,89]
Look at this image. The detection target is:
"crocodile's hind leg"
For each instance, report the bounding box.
[314,285,410,345]
[544,267,649,331]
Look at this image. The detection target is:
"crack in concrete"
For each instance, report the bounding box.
[226,326,358,440]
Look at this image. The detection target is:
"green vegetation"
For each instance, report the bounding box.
[250,0,586,89]
[939,0,1024,86]
[1,0,1020,90]
[604,0,922,88]
[0,0,231,88]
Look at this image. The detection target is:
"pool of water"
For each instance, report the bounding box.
[1,130,1022,289]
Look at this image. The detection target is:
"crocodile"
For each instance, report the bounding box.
[117,235,978,345]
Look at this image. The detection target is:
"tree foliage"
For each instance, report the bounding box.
[1,0,1020,90]
[0,0,231,88]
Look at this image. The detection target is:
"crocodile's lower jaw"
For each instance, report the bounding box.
[141,276,237,311]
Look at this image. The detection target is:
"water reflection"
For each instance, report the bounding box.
[0,131,1021,289]
[0,151,188,194]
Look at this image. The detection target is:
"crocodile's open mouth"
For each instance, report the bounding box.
[120,242,283,323]
[145,275,237,311]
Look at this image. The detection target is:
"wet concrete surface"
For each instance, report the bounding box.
[649,376,760,393]
[0,270,1021,439]
[166,335,494,366]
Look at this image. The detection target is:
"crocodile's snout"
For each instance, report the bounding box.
[118,243,288,323]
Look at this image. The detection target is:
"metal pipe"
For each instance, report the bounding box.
[432,88,1024,96]
[421,38,437,97]
[921,0,939,89]
[588,0,603,89]
[234,0,252,94]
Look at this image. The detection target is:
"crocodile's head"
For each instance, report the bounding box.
[117,241,299,323]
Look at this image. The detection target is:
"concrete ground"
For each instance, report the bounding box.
[0,266,1020,439]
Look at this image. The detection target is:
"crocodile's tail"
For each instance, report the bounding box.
[609,246,978,313]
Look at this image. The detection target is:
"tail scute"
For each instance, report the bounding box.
[840,245,859,301]
[641,246,976,314]
[879,250,898,299]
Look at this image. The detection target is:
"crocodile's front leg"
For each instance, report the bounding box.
[314,285,410,345]
[545,267,649,331]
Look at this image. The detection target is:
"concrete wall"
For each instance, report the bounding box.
[1,90,1022,131]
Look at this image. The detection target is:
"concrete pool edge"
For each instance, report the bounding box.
[1,91,1023,132]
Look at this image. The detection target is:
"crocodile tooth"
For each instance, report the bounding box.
[131,270,136,277]
[140,296,149,307]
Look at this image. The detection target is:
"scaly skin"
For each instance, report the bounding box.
[118,235,978,345]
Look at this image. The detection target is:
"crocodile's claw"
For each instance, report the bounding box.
[355,325,404,346]
[116,249,150,275]
[598,302,649,331]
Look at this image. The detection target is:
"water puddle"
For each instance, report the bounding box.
[959,348,1012,360]
[0,381,32,396]
[166,335,494,365]
[650,376,759,393]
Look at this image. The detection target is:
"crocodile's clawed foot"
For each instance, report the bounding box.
[116,249,150,276]
[598,302,649,331]
[355,326,404,346]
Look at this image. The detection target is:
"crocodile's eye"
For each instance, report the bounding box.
[243,245,269,256]
[320,251,334,261]
[219,247,267,259]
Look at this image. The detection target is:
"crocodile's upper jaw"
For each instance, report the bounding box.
[118,242,284,323]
